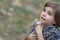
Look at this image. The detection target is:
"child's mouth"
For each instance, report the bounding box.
[41,17,46,20]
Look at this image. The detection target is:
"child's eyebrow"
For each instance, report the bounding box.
[48,9,54,14]
[46,9,51,13]
[47,10,55,16]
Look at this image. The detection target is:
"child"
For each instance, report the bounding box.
[26,2,60,40]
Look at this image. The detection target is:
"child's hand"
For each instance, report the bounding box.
[35,25,44,40]
[35,25,43,34]
[28,31,37,40]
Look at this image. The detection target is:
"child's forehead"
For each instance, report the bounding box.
[45,7,55,12]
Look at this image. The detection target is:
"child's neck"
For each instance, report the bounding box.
[42,23,54,28]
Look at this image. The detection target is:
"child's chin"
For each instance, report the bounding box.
[41,21,46,24]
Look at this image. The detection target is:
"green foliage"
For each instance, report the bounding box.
[0,0,60,40]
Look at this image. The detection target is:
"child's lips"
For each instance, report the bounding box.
[41,17,46,20]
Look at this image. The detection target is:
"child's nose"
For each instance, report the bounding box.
[42,12,46,17]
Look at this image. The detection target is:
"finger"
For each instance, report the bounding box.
[32,34,37,39]
[32,36,37,40]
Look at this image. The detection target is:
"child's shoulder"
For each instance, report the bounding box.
[43,26,60,40]
[44,25,59,31]
[44,25,60,35]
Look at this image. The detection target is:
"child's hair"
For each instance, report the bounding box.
[44,2,60,27]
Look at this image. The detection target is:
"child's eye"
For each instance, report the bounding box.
[48,12,52,16]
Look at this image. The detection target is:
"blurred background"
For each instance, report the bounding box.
[0,0,60,40]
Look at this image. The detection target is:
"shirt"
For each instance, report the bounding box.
[24,22,60,40]
[43,25,60,40]
[32,22,60,40]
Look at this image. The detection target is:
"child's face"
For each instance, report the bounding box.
[40,7,56,26]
